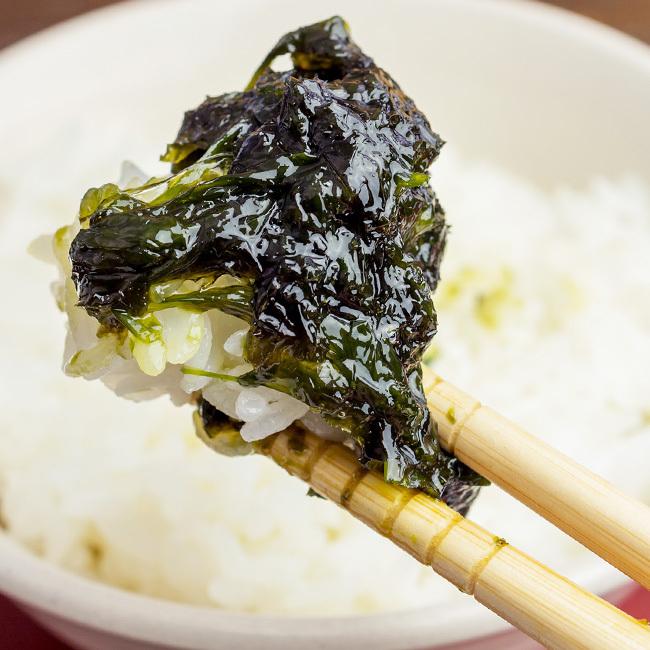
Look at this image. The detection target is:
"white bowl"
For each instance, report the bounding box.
[0,1,649,648]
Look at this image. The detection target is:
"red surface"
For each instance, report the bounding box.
[0,587,648,649]
[1,594,70,649]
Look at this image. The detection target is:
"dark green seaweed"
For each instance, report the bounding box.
[69,17,485,512]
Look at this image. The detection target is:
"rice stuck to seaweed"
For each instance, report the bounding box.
[55,17,483,510]
[55,185,312,445]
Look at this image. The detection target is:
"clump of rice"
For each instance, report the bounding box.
[1,150,649,615]
[51,162,318,446]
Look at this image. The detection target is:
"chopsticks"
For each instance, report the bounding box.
[258,427,650,650]
[422,366,650,592]
[198,363,650,647]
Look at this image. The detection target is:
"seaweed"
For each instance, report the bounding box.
[69,16,485,511]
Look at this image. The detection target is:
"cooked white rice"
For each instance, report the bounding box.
[1,150,649,615]
[49,162,317,445]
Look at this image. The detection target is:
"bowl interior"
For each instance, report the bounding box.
[1,0,649,649]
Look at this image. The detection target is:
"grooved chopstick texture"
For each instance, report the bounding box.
[259,429,650,650]
[423,367,650,591]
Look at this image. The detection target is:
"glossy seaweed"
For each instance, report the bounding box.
[69,17,485,512]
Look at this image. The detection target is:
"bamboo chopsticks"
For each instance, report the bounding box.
[198,362,650,648]
[258,427,650,650]
[422,366,650,592]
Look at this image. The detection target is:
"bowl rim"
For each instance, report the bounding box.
[1,0,649,647]
[0,533,629,648]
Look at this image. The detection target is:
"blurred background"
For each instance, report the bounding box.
[1,0,649,49]
[1,1,649,648]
